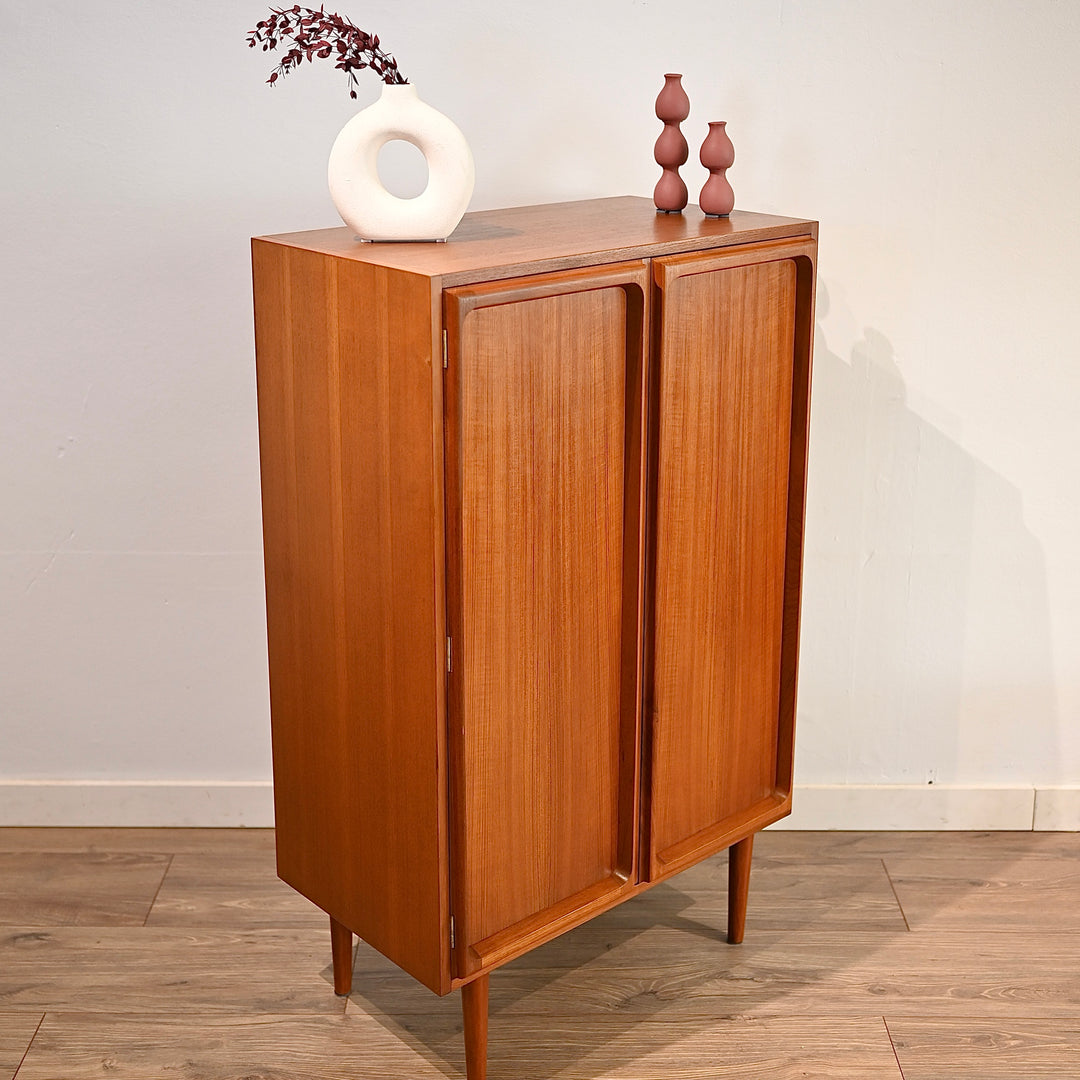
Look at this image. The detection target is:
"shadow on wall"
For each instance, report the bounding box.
[339,289,1062,1080]
[798,282,1058,789]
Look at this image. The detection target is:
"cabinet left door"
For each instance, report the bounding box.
[444,263,650,978]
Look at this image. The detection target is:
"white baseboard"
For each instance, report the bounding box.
[1,780,1077,831]
[1033,787,1080,831]
[0,781,275,827]
[770,784,1073,831]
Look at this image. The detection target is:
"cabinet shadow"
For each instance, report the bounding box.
[798,280,1057,797]
[345,277,1060,1077]
[347,844,915,1079]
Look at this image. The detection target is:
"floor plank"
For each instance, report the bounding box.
[14,1011,903,1079]
[346,926,1080,1020]
[0,928,346,1015]
[0,852,170,926]
[600,854,907,933]
[887,1016,1080,1077]
[0,1013,43,1080]
[886,854,1080,930]
[146,853,325,929]
[1,828,1074,861]
[475,1015,905,1079]
[758,831,1080,860]
[0,828,275,856]
[2,829,1078,1076]
[15,1011,451,1080]
[15,1011,452,1080]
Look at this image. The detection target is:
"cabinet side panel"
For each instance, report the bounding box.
[649,258,797,867]
[253,242,448,993]
[453,287,632,958]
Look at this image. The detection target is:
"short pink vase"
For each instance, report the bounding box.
[653,74,690,213]
[699,121,735,217]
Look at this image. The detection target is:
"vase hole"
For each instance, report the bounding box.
[377,139,429,200]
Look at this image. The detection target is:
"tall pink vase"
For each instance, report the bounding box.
[699,121,735,217]
[653,74,690,213]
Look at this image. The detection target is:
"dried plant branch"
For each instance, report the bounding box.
[247,5,407,98]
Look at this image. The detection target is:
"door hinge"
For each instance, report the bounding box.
[442,329,448,369]
[447,635,452,673]
[450,915,456,948]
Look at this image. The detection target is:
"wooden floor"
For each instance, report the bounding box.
[1,829,1078,1078]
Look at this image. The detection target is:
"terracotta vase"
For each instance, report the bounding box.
[327,83,475,242]
[699,121,735,217]
[653,74,690,213]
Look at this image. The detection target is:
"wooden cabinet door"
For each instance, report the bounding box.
[445,263,649,977]
[645,240,816,879]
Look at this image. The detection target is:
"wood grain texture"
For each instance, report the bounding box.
[886,1017,1080,1078]
[444,265,648,975]
[252,211,819,1007]
[9,828,1070,860]
[259,197,817,287]
[886,854,1080,930]
[0,928,349,1014]
[11,1011,899,1080]
[145,852,325,928]
[456,1016,901,1079]
[249,208,830,1067]
[475,927,1080,1020]
[461,973,489,1080]
[647,252,799,873]
[447,848,908,980]
[253,242,450,993]
[756,830,1080,861]
[0,828,276,855]
[4,830,1079,1076]
[330,917,353,996]
[727,836,753,944]
[596,853,908,934]
[344,921,1080,1021]
[14,1011,455,1080]
[0,1012,42,1079]
[342,924,1080,1022]
[0,852,169,926]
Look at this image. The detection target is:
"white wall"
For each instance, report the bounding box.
[2,0,1078,826]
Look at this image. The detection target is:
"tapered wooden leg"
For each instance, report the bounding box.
[727,833,754,945]
[330,916,353,996]
[462,973,489,1080]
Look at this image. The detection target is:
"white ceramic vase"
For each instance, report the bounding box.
[327,83,475,242]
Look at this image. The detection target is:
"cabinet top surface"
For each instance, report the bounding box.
[254,196,817,286]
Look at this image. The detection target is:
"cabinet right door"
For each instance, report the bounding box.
[645,240,815,879]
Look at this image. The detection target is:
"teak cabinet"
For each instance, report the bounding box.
[252,197,816,1079]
